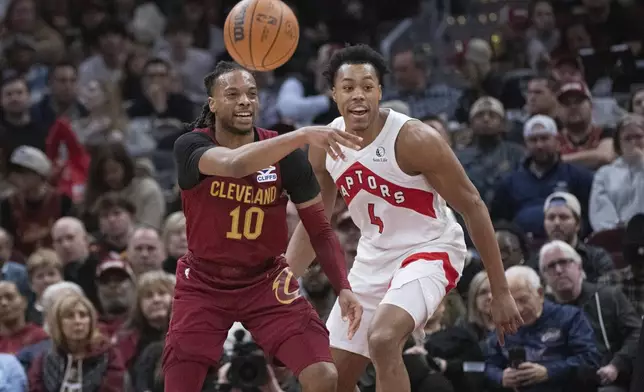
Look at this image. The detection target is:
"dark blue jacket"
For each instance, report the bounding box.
[485,300,600,392]
[490,158,594,238]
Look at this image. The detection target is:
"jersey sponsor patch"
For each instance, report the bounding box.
[257,166,278,183]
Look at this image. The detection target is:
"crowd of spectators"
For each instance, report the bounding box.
[0,0,644,391]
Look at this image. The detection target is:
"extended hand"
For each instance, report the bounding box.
[301,127,362,160]
[338,289,363,339]
[597,364,619,385]
[490,289,524,345]
[516,362,548,386]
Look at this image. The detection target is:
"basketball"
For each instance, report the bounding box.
[224,0,300,72]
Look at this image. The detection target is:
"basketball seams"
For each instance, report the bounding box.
[247,0,261,70]
[263,22,299,69]
[260,1,284,68]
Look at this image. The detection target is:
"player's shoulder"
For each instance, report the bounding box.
[398,118,445,148]
[175,128,214,146]
[173,129,215,157]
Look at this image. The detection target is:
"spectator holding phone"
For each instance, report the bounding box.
[484,266,600,392]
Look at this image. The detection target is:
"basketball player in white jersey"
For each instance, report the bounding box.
[286,44,523,392]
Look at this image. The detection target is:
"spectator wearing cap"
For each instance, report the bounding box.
[552,55,625,127]
[2,34,48,104]
[598,214,644,316]
[0,146,73,257]
[383,46,462,120]
[0,76,49,164]
[95,253,136,338]
[456,96,525,207]
[540,240,641,392]
[0,0,65,65]
[589,114,644,231]
[491,115,594,240]
[454,39,505,122]
[78,19,127,88]
[557,81,616,170]
[527,192,614,282]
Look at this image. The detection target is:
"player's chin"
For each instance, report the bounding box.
[230,119,254,134]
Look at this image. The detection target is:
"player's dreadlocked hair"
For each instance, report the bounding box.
[187,61,246,130]
[323,44,390,89]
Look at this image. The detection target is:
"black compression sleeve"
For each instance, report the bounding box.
[173,132,215,190]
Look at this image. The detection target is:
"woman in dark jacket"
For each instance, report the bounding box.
[27,293,126,392]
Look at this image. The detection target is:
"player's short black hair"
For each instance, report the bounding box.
[188,61,248,130]
[323,44,389,88]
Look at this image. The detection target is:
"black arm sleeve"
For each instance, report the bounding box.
[280,148,321,204]
[173,132,215,190]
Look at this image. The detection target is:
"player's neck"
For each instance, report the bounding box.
[349,109,388,147]
[213,124,255,149]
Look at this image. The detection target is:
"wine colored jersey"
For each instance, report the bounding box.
[173,127,319,276]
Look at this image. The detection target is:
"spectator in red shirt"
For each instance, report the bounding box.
[0,281,48,354]
[557,81,615,170]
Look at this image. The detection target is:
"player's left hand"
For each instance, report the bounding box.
[338,289,363,340]
[490,289,523,346]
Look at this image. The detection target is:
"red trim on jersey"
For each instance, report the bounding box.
[335,161,436,218]
[398,251,459,292]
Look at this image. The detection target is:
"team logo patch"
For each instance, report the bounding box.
[257,166,277,183]
[272,268,301,305]
[373,146,387,162]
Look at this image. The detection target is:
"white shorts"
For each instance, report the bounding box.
[326,244,466,359]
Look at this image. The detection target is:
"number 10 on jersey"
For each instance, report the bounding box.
[226,206,265,240]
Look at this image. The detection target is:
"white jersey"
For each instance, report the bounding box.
[326,109,465,286]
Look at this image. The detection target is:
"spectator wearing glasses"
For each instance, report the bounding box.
[540,240,641,392]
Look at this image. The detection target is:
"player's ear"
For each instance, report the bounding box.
[208,96,216,114]
[378,85,382,101]
[331,87,336,102]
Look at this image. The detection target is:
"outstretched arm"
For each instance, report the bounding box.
[173,126,362,181]
[285,144,339,278]
[397,121,522,341]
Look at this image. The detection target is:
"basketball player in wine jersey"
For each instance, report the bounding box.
[287,45,524,392]
[164,61,364,392]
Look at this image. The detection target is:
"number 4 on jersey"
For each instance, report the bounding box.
[368,203,384,233]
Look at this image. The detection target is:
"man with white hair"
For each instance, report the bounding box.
[540,240,640,391]
[491,115,594,240]
[485,265,600,392]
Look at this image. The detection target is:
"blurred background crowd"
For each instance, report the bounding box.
[0,0,644,391]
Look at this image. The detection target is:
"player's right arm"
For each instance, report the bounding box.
[173,127,362,183]
[285,144,338,278]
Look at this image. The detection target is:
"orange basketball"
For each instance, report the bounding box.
[223,0,300,72]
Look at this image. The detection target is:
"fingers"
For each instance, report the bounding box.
[496,329,505,346]
[332,130,362,151]
[327,137,346,161]
[324,145,340,161]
